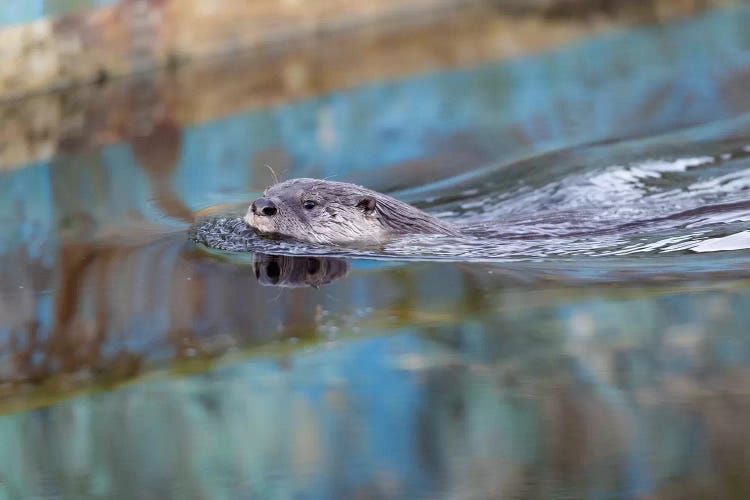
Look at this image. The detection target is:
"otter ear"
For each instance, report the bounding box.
[356,197,376,214]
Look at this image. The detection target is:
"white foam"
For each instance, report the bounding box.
[692,231,750,253]
[638,157,713,172]
[585,156,714,202]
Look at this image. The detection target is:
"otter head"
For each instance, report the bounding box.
[253,254,349,287]
[244,178,458,244]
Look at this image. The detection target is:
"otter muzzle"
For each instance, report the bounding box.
[251,198,277,216]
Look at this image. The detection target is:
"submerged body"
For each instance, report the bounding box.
[245,178,459,245]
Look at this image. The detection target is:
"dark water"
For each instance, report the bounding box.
[2,6,750,499]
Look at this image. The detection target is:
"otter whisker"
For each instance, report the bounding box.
[265,164,280,185]
[268,289,285,304]
[323,292,343,303]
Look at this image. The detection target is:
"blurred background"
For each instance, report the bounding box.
[2,0,750,498]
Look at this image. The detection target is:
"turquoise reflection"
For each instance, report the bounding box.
[2,284,750,498]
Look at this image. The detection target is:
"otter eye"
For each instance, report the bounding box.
[306,258,321,275]
[266,262,280,283]
[302,200,317,210]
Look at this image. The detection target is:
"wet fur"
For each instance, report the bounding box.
[245,178,459,244]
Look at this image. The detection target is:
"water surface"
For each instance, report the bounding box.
[194,119,750,271]
[1,6,750,499]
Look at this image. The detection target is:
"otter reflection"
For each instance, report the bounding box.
[252,254,349,288]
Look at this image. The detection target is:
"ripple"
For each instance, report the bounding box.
[191,130,750,279]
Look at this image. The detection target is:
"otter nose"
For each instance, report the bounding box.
[251,198,277,216]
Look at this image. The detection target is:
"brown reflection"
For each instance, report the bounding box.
[2,236,272,391]
[132,118,193,223]
[1,234,365,400]
[127,53,193,224]
[252,254,349,288]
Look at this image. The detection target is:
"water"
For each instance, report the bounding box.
[194,123,750,268]
[2,5,750,499]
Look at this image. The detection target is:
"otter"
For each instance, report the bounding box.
[253,253,349,287]
[245,178,459,244]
